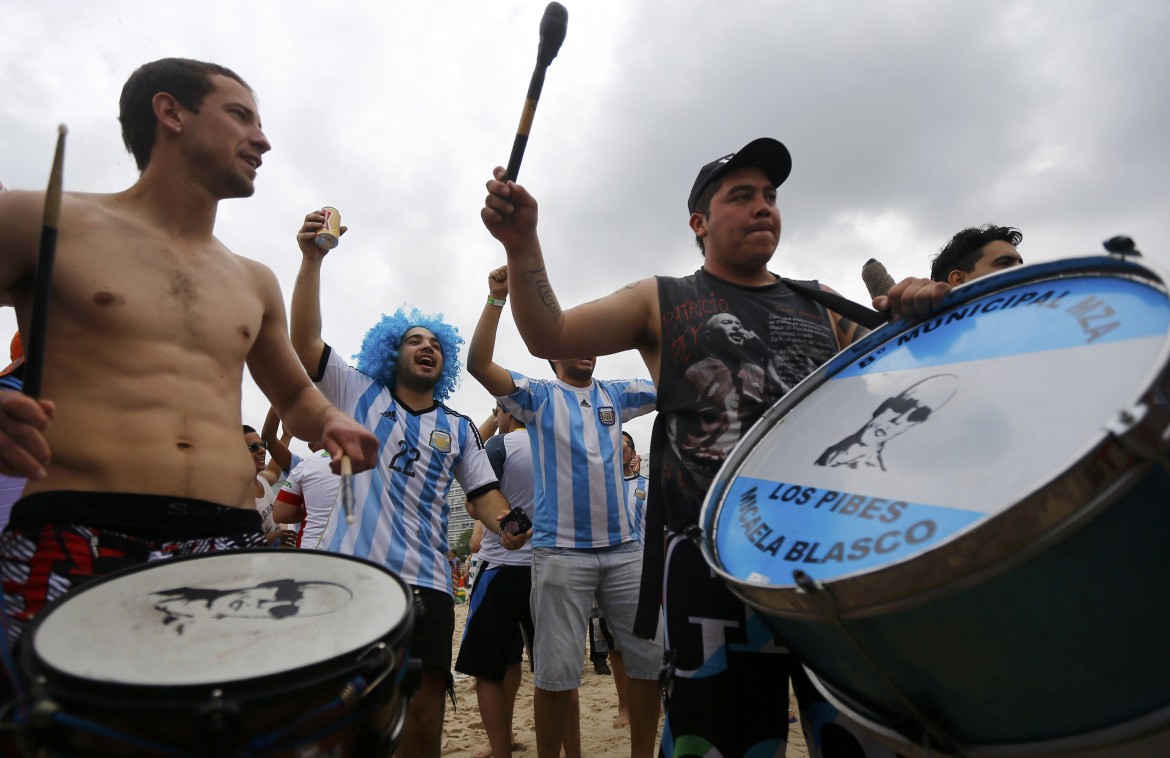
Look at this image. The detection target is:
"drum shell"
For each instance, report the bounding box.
[767,462,1170,750]
[700,257,1170,754]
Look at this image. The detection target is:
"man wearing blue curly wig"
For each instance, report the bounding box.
[291,209,523,758]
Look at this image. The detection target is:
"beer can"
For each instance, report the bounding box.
[315,206,341,250]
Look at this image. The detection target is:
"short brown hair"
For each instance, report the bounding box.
[119,58,251,170]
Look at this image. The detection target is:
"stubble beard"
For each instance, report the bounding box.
[398,364,440,395]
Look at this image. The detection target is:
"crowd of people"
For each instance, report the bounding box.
[0,56,1027,757]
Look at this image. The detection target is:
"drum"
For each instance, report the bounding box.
[18,549,415,756]
[699,255,1170,756]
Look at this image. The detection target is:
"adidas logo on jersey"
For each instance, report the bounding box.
[580,399,591,408]
[380,410,397,421]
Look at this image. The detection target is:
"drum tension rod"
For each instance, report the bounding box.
[792,570,965,757]
[194,688,241,756]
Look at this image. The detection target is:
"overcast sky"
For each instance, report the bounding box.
[3,0,1168,454]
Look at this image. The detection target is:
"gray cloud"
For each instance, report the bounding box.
[2,0,1167,452]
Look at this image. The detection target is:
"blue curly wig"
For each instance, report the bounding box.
[353,307,463,401]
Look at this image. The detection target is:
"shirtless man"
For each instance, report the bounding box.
[0,58,377,645]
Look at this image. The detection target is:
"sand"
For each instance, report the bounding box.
[440,601,810,757]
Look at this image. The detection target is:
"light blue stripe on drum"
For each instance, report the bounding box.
[835,276,1169,379]
[715,476,982,584]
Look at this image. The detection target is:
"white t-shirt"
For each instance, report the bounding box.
[254,475,278,534]
[278,450,339,550]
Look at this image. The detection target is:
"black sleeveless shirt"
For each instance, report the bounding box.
[634,268,843,637]
[651,268,840,532]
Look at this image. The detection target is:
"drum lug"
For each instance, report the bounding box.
[1106,402,1170,468]
[793,570,843,619]
[25,680,59,730]
[354,642,398,703]
[1106,402,1147,437]
[194,688,240,756]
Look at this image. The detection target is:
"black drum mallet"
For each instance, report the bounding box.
[23,125,68,399]
[504,2,568,182]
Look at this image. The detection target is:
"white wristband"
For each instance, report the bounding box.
[487,297,506,307]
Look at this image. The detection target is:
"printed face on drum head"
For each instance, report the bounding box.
[815,375,958,472]
[860,407,921,446]
[150,579,353,634]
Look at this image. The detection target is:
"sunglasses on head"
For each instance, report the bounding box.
[247,441,268,453]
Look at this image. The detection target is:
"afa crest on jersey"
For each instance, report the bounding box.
[429,430,452,453]
[597,406,616,426]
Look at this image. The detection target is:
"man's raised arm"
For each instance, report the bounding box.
[290,209,342,375]
[260,406,295,477]
[468,266,520,398]
[244,260,378,475]
[481,167,658,368]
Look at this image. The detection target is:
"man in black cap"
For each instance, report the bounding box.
[481,140,949,756]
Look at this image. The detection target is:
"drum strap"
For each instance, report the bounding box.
[780,279,887,330]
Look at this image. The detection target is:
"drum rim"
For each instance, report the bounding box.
[700,254,1170,618]
[804,663,1170,756]
[21,548,416,702]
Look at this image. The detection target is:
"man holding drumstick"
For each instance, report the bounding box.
[481,139,950,756]
[290,210,522,758]
[0,58,378,648]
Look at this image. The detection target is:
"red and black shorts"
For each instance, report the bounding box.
[0,491,266,649]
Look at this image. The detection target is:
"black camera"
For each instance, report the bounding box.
[499,506,532,536]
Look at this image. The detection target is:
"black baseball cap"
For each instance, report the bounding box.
[687,138,792,213]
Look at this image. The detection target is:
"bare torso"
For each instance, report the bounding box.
[9,191,266,508]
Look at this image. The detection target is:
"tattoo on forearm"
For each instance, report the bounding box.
[585,282,637,307]
[521,266,563,324]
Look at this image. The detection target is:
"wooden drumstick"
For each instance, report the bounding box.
[340,454,355,525]
[23,125,67,399]
[504,2,568,182]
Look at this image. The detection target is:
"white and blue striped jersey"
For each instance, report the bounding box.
[499,372,655,549]
[480,430,535,567]
[625,474,649,546]
[315,347,498,595]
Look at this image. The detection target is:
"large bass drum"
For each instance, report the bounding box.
[699,255,1170,756]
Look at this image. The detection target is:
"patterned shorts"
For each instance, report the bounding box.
[0,492,265,648]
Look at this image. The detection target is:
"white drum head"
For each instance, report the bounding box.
[30,551,409,687]
[707,262,1170,589]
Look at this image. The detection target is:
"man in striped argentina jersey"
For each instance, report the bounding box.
[622,431,648,547]
[468,266,662,758]
[292,212,523,758]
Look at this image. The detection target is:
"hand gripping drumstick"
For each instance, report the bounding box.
[505,2,569,182]
[340,454,355,525]
[23,125,68,399]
